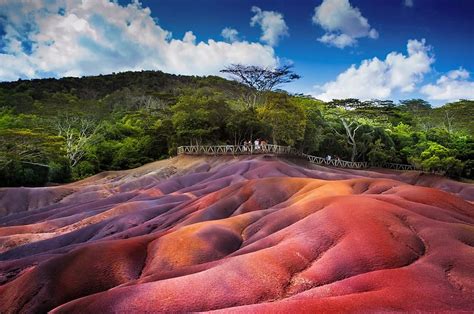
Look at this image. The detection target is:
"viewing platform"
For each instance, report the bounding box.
[177,144,417,171]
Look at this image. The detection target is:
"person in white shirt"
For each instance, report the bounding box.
[254,139,260,151]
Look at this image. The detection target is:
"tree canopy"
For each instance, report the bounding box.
[220,64,300,92]
[0,69,472,186]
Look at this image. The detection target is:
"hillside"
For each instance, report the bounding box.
[0,71,246,102]
[0,155,473,312]
[1,71,473,188]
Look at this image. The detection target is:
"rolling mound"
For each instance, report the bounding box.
[0,155,473,312]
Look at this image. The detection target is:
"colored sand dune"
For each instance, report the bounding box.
[0,155,473,312]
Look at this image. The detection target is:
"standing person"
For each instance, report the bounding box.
[254,138,260,151]
[242,140,248,152]
[245,140,251,153]
[261,139,267,152]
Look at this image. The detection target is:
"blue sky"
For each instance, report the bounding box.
[0,0,473,105]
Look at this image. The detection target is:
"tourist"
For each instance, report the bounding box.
[245,140,251,153]
[326,154,332,161]
[261,139,267,152]
[254,138,260,151]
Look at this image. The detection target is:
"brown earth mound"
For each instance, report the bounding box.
[0,155,473,313]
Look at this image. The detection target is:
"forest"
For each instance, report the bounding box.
[0,70,472,186]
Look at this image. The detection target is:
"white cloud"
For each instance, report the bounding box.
[0,0,278,81]
[182,31,197,44]
[404,0,414,7]
[318,33,356,49]
[314,39,434,101]
[420,68,474,101]
[312,0,378,49]
[250,6,289,46]
[221,27,239,43]
[0,53,36,82]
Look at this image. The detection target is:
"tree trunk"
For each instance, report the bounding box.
[340,118,360,162]
[445,110,453,133]
[351,143,357,162]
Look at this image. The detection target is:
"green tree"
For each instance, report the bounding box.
[172,91,231,145]
[292,97,325,154]
[409,141,464,176]
[0,129,63,186]
[431,100,474,135]
[399,98,433,130]
[220,64,300,108]
[368,138,398,164]
[326,99,382,162]
[257,93,306,146]
[226,108,266,145]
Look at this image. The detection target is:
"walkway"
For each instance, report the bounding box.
[177,144,417,171]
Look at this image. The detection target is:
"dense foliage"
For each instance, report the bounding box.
[0,70,472,186]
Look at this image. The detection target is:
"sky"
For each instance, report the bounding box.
[0,0,473,106]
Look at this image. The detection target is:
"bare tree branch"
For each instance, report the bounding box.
[56,116,98,167]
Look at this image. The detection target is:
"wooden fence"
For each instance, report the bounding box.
[177,144,417,171]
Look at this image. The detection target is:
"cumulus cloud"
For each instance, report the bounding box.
[420,68,474,101]
[221,27,239,43]
[0,0,278,81]
[312,0,378,49]
[318,33,356,49]
[182,31,197,44]
[404,0,414,7]
[250,6,289,46]
[314,39,434,101]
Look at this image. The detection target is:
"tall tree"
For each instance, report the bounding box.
[257,93,306,146]
[226,108,265,145]
[292,96,326,154]
[327,99,380,162]
[0,129,62,168]
[399,98,433,130]
[220,64,300,108]
[56,116,99,167]
[171,91,231,145]
[431,100,474,135]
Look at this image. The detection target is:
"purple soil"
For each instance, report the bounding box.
[0,155,473,313]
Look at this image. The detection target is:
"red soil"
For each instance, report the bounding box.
[0,155,473,313]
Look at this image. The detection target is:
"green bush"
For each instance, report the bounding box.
[409,142,464,176]
[72,160,97,180]
[48,158,72,183]
[368,139,397,164]
[0,161,49,187]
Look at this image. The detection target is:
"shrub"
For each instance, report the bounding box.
[72,160,97,180]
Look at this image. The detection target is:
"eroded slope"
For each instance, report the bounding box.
[0,156,473,313]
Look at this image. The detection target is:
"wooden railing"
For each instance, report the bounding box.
[177,145,417,171]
